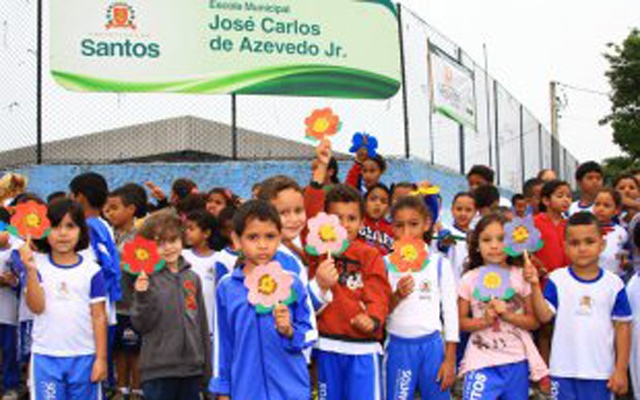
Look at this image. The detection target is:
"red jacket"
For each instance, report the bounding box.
[359,216,394,255]
[308,240,391,342]
[533,213,569,279]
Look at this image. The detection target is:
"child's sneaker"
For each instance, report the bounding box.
[2,390,19,400]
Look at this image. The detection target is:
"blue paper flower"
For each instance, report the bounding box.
[473,264,516,302]
[504,215,543,257]
[0,221,6,232]
[349,132,378,158]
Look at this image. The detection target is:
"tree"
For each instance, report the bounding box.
[601,156,640,184]
[601,29,640,161]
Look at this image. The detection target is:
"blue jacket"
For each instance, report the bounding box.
[209,262,317,399]
[86,217,122,302]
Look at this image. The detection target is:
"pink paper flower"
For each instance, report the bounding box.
[244,261,294,312]
[305,212,349,257]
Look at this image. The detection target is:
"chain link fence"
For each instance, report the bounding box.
[0,1,579,192]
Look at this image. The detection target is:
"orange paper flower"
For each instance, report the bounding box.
[8,201,50,239]
[304,108,342,141]
[122,236,165,276]
[388,238,429,273]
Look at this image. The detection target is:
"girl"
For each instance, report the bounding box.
[437,192,476,286]
[206,188,236,218]
[613,173,640,227]
[458,214,548,400]
[593,188,629,276]
[21,199,108,399]
[384,196,458,399]
[360,183,393,255]
[346,147,387,194]
[210,200,316,400]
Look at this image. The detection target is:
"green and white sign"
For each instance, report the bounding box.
[50,0,401,99]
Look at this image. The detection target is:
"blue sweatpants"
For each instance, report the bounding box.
[384,332,450,400]
[0,324,20,390]
[462,361,529,400]
[316,350,382,400]
[550,377,611,400]
[142,376,201,400]
[32,354,101,400]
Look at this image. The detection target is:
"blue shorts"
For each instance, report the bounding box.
[551,377,611,400]
[316,350,382,400]
[31,354,101,400]
[463,361,529,400]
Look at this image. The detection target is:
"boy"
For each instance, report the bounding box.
[308,184,391,400]
[131,210,210,400]
[0,229,20,400]
[473,185,500,216]
[69,172,122,391]
[568,161,604,216]
[466,165,511,207]
[525,212,632,398]
[523,178,544,215]
[511,193,527,218]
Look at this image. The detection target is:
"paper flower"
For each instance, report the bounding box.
[435,229,467,253]
[304,108,342,141]
[473,264,515,302]
[305,212,349,257]
[245,261,297,314]
[349,132,378,158]
[504,215,543,257]
[8,201,50,239]
[388,237,429,273]
[122,236,165,276]
[0,221,7,232]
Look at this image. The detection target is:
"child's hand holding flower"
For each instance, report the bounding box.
[134,271,150,292]
[316,258,339,292]
[395,275,415,299]
[522,251,539,286]
[490,298,508,316]
[19,236,36,272]
[273,304,293,338]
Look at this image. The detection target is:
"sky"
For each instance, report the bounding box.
[400,0,640,163]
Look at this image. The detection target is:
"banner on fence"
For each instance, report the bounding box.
[50,0,401,99]
[429,45,476,129]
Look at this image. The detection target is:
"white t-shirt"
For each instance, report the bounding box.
[31,253,106,357]
[568,200,594,217]
[182,248,217,335]
[385,251,459,342]
[0,239,19,326]
[544,267,632,380]
[210,247,238,281]
[439,224,469,288]
[599,225,629,276]
[627,273,640,397]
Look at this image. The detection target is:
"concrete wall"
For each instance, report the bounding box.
[10,159,512,224]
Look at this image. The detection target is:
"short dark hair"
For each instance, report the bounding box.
[596,187,622,208]
[108,187,139,209]
[365,183,391,200]
[452,191,475,206]
[46,191,67,205]
[176,193,208,215]
[208,187,237,209]
[172,178,198,201]
[324,184,365,218]
[120,183,148,218]
[40,199,90,253]
[523,178,543,198]
[473,185,500,209]
[567,211,601,235]
[511,194,525,204]
[467,165,495,184]
[139,210,183,242]
[613,173,640,190]
[575,161,603,182]
[363,154,387,173]
[233,200,282,236]
[258,175,302,202]
[185,209,225,251]
[538,180,571,212]
[69,172,109,209]
[390,182,417,196]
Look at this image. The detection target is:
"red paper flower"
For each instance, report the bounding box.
[388,237,429,273]
[122,236,165,276]
[304,108,341,141]
[8,201,50,239]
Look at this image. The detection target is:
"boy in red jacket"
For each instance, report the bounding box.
[308,184,391,400]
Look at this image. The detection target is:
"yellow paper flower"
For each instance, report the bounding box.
[483,272,502,289]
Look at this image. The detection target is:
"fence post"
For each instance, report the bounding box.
[493,80,500,185]
[231,93,237,160]
[519,105,525,187]
[36,0,43,164]
[396,4,410,159]
[538,123,543,169]
[457,48,465,175]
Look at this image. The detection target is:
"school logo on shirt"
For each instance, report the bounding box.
[578,295,593,316]
[418,279,432,300]
[56,282,70,300]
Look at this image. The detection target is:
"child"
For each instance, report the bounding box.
[458,213,548,400]
[613,173,640,226]
[0,227,20,400]
[104,187,143,400]
[438,192,475,286]
[628,221,640,396]
[21,199,108,399]
[346,147,387,194]
[525,212,632,398]
[360,183,393,255]
[390,182,417,205]
[537,169,557,182]
[206,188,236,218]
[309,184,391,400]
[472,185,500,216]
[593,188,629,276]
[568,161,604,216]
[209,200,316,400]
[385,196,458,399]
[523,178,543,216]
[467,165,511,207]
[511,194,527,218]
[130,210,210,400]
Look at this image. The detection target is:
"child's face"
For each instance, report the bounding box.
[233,218,281,266]
[271,188,306,242]
[539,170,557,182]
[327,201,363,242]
[184,220,209,248]
[615,178,639,201]
[451,196,475,229]
[391,208,430,241]
[543,185,572,214]
[593,192,618,224]
[467,174,489,192]
[478,221,507,265]
[206,193,228,217]
[513,199,527,218]
[527,184,543,214]
[48,213,80,255]
[103,196,135,230]
[362,160,382,189]
[157,234,183,266]
[579,172,603,197]
[391,186,413,205]
[565,224,604,269]
[365,188,390,221]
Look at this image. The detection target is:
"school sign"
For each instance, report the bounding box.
[50,0,401,99]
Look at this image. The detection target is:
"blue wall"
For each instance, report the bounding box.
[12,159,511,225]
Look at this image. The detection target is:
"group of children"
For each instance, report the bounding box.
[0,139,638,400]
